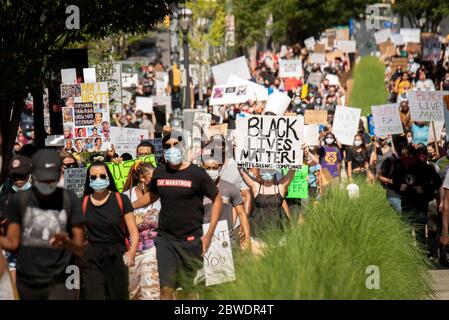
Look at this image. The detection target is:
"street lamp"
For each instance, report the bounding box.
[179,7,192,110]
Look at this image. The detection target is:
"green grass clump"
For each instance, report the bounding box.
[205,181,433,300]
[350,56,389,116]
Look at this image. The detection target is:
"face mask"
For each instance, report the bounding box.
[354,140,363,147]
[407,137,413,144]
[12,179,32,192]
[325,138,334,145]
[206,169,220,181]
[34,181,58,196]
[89,178,110,192]
[164,147,183,165]
[261,172,274,181]
[294,98,301,105]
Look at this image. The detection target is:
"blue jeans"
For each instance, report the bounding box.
[387,196,402,214]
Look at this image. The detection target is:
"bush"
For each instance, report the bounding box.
[205,181,433,300]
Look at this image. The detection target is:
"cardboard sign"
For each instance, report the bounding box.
[211,56,251,85]
[264,91,291,115]
[408,91,449,122]
[202,220,236,286]
[309,53,325,65]
[109,127,149,158]
[304,124,319,146]
[371,104,403,137]
[283,166,308,199]
[313,43,326,54]
[391,34,405,46]
[400,28,421,44]
[391,57,408,73]
[304,110,327,125]
[307,72,323,87]
[406,43,422,55]
[325,50,343,62]
[61,68,77,84]
[135,96,154,114]
[374,29,391,45]
[332,106,361,145]
[235,114,304,169]
[304,37,316,51]
[379,41,395,57]
[337,40,356,53]
[209,124,229,138]
[279,59,303,78]
[209,84,249,105]
[64,168,87,198]
[226,75,268,101]
[107,155,156,192]
[428,121,444,143]
[327,35,336,49]
[83,68,96,83]
[336,28,349,41]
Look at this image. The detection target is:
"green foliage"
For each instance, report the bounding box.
[233,0,267,54]
[350,56,388,116]
[205,181,433,300]
[393,0,449,32]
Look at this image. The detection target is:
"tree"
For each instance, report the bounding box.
[0,0,175,182]
[392,0,449,33]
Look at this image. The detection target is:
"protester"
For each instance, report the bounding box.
[0,149,85,300]
[318,132,342,180]
[347,133,372,181]
[81,161,139,300]
[411,122,429,146]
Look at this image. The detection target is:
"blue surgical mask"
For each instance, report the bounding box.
[12,179,32,192]
[164,147,183,165]
[34,180,58,195]
[261,172,274,181]
[89,178,110,192]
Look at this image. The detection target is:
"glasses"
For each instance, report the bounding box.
[90,174,107,180]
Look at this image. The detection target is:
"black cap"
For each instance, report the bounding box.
[31,149,62,182]
[8,156,32,177]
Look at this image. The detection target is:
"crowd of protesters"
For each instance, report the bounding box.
[2,38,449,300]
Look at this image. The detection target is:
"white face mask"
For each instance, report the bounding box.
[354,140,363,147]
[206,169,220,181]
[407,137,413,144]
[325,138,334,145]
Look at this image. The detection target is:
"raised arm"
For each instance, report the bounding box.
[238,167,258,190]
[279,169,296,188]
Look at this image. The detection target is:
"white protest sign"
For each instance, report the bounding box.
[332,106,361,145]
[304,36,316,51]
[428,121,444,143]
[95,63,123,114]
[264,91,291,115]
[209,84,249,105]
[307,72,323,87]
[400,28,421,44]
[83,68,96,83]
[391,34,405,46]
[202,220,235,286]
[61,68,77,84]
[135,96,154,114]
[408,91,448,122]
[226,75,268,101]
[64,168,87,198]
[279,59,303,78]
[374,29,391,44]
[304,124,319,146]
[309,53,326,65]
[109,127,149,158]
[326,74,340,86]
[337,40,356,53]
[236,114,304,169]
[371,104,403,137]
[122,73,138,88]
[211,56,251,85]
[192,112,212,148]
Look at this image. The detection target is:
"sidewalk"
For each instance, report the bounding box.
[430,269,449,300]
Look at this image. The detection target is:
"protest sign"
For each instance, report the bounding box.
[135,96,154,114]
[211,56,251,85]
[400,28,421,44]
[337,40,356,53]
[81,82,109,104]
[325,50,343,62]
[153,95,172,115]
[304,124,319,146]
[226,75,268,101]
[327,35,336,50]
[83,68,96,83]
[209,84,249,105]
[279,59,303,78]
[443,95,449,140]
[202,220,235,286]
[379,41,395,57]
[122,73,138,88]
[313,43,326,54]
[336,28,349,41]
[428,121,444,143]
[374,29,391,44]
[304,37,316,51]
[391,57,408,73]
[95,63,123,114]
[307,72,322,87]
[309,53,325,65]
[264,91,291,115]
[107,155,156,192]
[209,124,228,138]
[304,110,328,125]
[109,127,149,158]
[408,91,448,122]
[183,109,198,133]
[283,166,308,199]
[326,74,340,86]
[371,104,403,137]
[332,106,361,145]
[192,112,212,148]
[74,103,94,126]
[148,138,163,164]
[64,168,87,198]
[235,114,304,169]
[391,34,405,46]
[61,68,77,84]
[406,43,422,55]
[422,34,441,64]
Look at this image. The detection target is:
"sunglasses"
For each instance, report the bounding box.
[163,142,181,150]
[90,174,107,180]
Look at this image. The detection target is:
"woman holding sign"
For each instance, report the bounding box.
[346,134,372,181]
[239,167,295,238]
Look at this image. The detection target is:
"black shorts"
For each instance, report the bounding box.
[154,232,203,290]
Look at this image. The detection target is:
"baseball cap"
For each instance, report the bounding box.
[8,156,32,178]
[31,149,62,182]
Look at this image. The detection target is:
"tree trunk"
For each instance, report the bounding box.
[32,87,46,149]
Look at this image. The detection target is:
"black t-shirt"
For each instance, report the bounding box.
[84,192,133,246]
[5,188,84,285]
[380,155,401,197]
[346,148,370,170]
[149,163,219,239]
